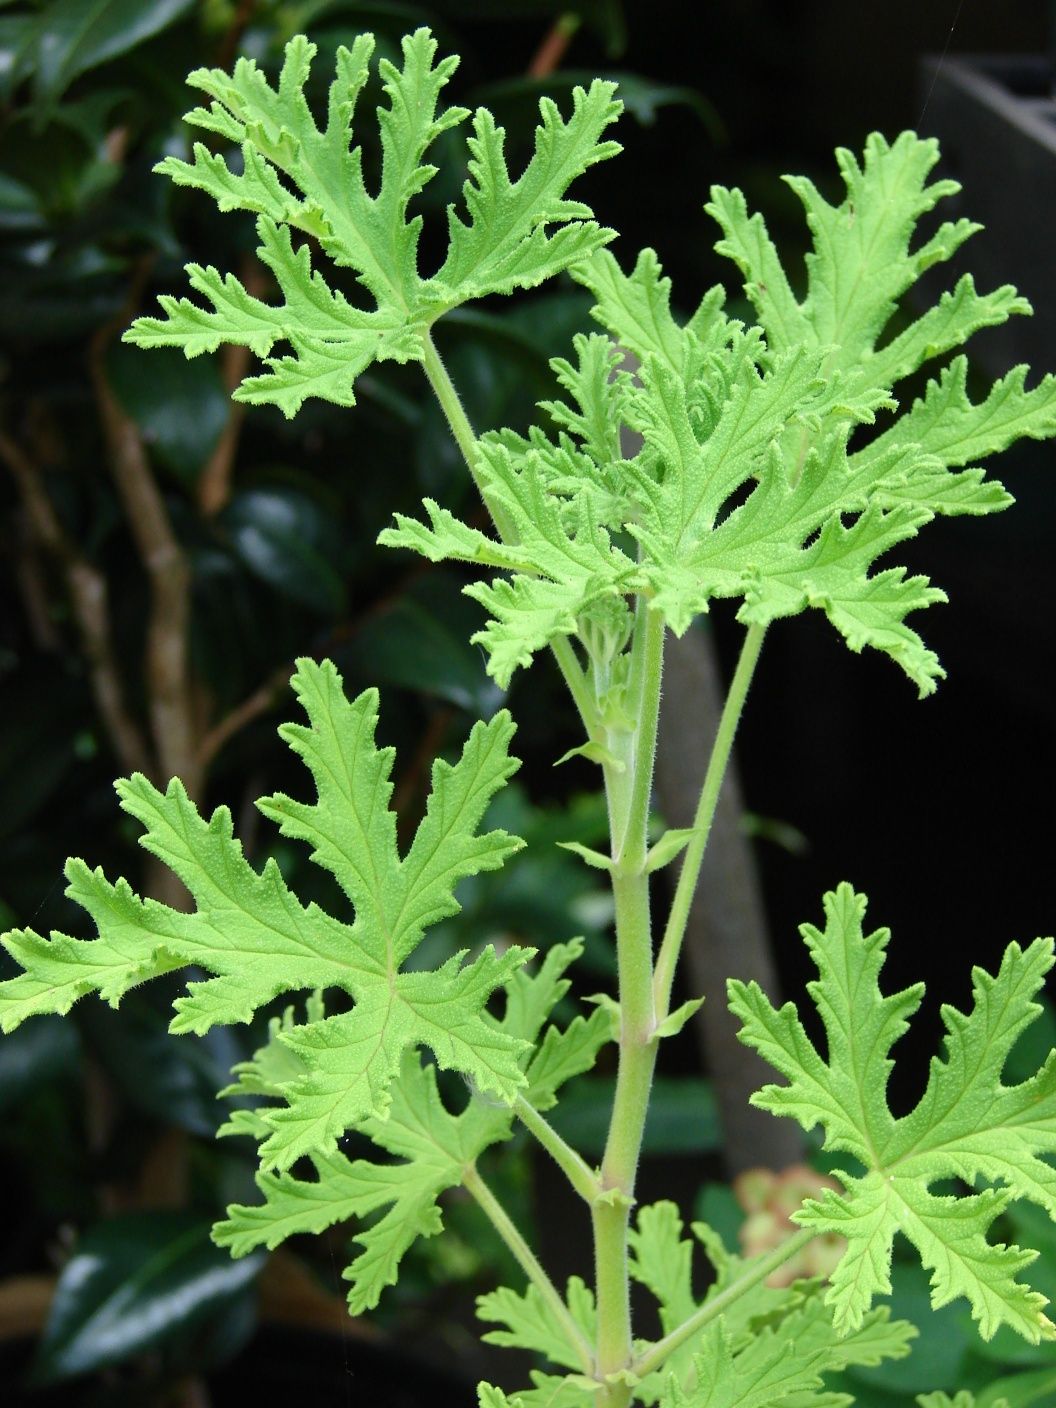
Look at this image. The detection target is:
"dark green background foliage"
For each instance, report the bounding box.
[0,2,1054,1405]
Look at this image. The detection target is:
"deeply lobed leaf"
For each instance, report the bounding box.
[478,1274,596,1372]
[387,133,1056,692]
[480,1197,912,1407]
[126,29,622,414]
[0,660,531,1168]
[215,940,610,1311]
[661,1288,914,1408]
[628,1201,912,1407]
[729,884,1056,1341]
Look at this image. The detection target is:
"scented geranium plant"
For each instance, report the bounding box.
[3,28,1056,1408]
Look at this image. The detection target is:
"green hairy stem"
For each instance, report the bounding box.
[425,323,667,1401]
[4,26,1056,1408]
[464,1164,596,1376]
[592,607,665,1400]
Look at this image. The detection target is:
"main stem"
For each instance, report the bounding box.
[421,331,769,1402]
[593,605,665,1407]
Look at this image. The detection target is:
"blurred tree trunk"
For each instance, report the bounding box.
[655,625,803,1176]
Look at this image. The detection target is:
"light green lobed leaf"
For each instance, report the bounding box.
[539,331,634,469]
[0,659,532,1170]
[478,1274,596,1371]
[480,1389,515,1408]
[628,1201,912,1407]
[729,883,1056,1343]
[214,939,610,1312]
[663,1289,913,1408]
[706,133,1013,368]
[388,132,1056,691]
[629,1200,709,1406]
[592,133,1052,693]
[478,1375,597,1408]
[125,29,622,415]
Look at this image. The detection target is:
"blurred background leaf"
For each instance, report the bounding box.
[32,1212,262,1384]
[550,1076,722,1159]
[25,0,195,111]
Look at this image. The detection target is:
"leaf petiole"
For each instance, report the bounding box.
[463,1163,595,1375]
[631,1227,817,1381]
[513,1095,602,1204]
